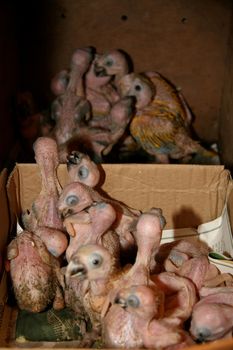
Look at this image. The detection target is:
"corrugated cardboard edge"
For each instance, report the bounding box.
[7,163,231,229]
[6,164,21,234]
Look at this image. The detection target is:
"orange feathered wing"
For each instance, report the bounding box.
[130,102,186,155]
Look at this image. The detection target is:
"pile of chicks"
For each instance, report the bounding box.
[6,137,233,349]
[18,46,220,165]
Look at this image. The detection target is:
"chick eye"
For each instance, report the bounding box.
[135,85,141,91]
[105,59,113,67]
[127,295,140,308]
[89,253,103,268]
[78,166,89,179]
[66,195,79,206]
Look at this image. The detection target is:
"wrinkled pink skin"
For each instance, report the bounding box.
[190,288,233,341]
[65,244,120,333]
[93,49,130,85]
[57,182,94,219]
[199,286,233,298]
[142,319,194,349]
[7,231,63,312]
[86,56,120,116]
[50,54,120,117]
[165,253,219,291]
[94,51,192,131]
[203,272,233,288]
[103,284,193,349]
[85,96,134,157]
[57,181,139,253]
[102,212,196,349]
[52,94,91,146]
[103,303,144,348]
[142,318,195,350]
[50,53,121,136]
[66,151,138,247]
[152,272,197,324]
[50,49,134,162]
[64,201,117,262]
[61,276,87,317]
[156,239,209,265]
[124,208,165,286]
[51,48,93,147]
[54,45,94,93]
[61,96,133,162]
[21,137,68,257]
[177,255,210,290]
[35,227,68,258]
[65,244,121,301]
[56,96,133,163]
[22,137,63,231]
[103,285,163,348]
[101,209,166,343]
[155,239,218,290]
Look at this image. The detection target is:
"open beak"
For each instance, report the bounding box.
[114,297,127,309]
[66,151,83,168]
[59,207,74,220]
[65,261,87,281]
[94,63,107,77]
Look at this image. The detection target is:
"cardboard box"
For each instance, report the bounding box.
[1,163,233,349]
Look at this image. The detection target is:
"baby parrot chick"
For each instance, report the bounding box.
[65,244,121,333]
[118,73,219,164]
[66,150,101,188]
[7,230,64,312]
[21,137,68,257]
[103,284,193,349]
[57,181,140,253]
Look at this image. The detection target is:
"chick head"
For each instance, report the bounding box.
[65,244,116,282]
[67,150,100,188]
[57,182,94,219]
[94,50,129,78]
[118,73,155,109]
[114,285,164,321]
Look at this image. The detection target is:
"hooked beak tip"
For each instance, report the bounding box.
[66,263,87,281]
[114,297,127,309]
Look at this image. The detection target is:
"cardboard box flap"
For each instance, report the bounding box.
[6,165,21,233]
[101,164,230,228]
[226,180,233,232]
[7,163,230,230]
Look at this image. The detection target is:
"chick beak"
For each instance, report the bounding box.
[114,297,127,309]
[94,63,107,77]
[59,207,74,220]
[66,151,83,168]
[65,262,87,281]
